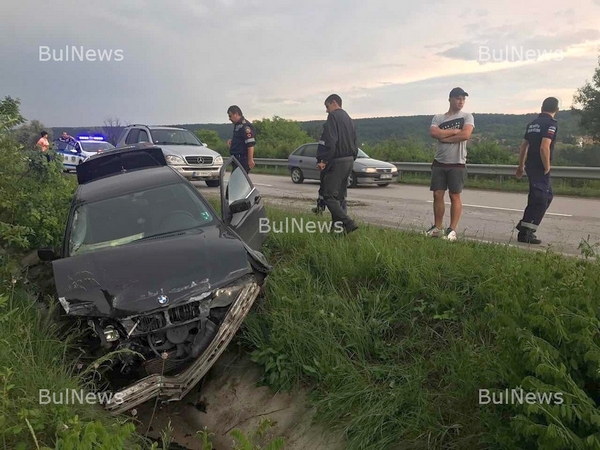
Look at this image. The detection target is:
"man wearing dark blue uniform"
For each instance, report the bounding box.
[515,97,559,244]
[227,105,256,172]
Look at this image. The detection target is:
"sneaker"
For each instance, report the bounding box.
[517,231,541,244]
[425,225,443,237]
[443,228,457,241]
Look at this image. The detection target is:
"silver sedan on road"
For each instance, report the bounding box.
[288,143,398,187]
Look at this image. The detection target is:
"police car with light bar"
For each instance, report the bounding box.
[55,135,116,172]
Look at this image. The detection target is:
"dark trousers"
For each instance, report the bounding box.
[232,153,251,173]
[519,169,553,232]
[317,169,347,212]
[322,157,355,229]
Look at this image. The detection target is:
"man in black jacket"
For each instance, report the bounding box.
[316,94,358,233]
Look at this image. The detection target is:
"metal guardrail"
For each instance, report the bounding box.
[253,158,600,180]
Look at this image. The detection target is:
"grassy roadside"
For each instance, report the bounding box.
[0,281,147,449]
[250,166,600,198]
[239,205,600,450]
[1,166,598,449]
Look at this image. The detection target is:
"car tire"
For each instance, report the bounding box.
[206,180,220,187]
[347,172,358,188]
[291,168,304,184]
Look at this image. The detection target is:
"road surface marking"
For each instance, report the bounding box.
[426,201,572,217]
[254,183,273,187]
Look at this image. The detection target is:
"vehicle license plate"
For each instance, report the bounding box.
[193,171,211,177]
[380,174,392,179]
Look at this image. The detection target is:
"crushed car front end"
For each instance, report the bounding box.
[51,223,271,416]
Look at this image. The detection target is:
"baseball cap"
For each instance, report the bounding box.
[449,87,469,98]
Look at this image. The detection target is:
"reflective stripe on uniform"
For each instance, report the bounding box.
[318,140,325,145]
[245,138,256,144]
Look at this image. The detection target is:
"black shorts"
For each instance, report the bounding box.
[430,164,467,193]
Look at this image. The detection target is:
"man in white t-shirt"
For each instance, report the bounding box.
[426,87,475,241]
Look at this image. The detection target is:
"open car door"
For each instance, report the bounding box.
[219,157,267,251]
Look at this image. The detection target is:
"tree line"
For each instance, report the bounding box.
[12,55,600,167]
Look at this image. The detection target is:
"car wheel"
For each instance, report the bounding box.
[347,172,358,188]
[291,167,304,184]
[206,180,220,187]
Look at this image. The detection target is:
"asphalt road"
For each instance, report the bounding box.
[194,174,600,256]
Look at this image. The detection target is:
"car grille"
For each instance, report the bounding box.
[169,303,200,324]
[124,301,208,335]
[376,168,393,173]
[136,313,167,333]
[185,156,213,165]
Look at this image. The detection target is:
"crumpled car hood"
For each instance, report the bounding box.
[51,224,261,318]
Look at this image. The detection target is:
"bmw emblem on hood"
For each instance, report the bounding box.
[157,294,169,306]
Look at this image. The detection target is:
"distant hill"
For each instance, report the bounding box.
[51,110,583,147]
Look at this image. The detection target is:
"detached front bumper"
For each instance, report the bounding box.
[172,165,222,180]
[103,281,260,415]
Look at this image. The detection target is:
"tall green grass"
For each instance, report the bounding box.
[241,206,600,449]
[0,284,146,449]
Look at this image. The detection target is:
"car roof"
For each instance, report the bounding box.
[149,126,188,130]
[76,165,183,204]
[127,125,187,131]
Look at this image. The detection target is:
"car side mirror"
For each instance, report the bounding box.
[230,198,251,214]
[37,248,58,261]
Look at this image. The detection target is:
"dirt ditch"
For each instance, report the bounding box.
[135,347,345,449]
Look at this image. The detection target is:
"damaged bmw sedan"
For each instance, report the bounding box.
[38,145,271,416]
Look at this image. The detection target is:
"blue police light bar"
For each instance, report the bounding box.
[78,135,106,141]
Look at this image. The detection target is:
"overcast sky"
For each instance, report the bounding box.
[1,0,600,127]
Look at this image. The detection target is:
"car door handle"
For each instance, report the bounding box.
[254,195,261,204]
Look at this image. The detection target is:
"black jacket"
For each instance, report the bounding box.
[317,108,358,163]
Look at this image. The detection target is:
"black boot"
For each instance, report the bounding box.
[518,229,541,244]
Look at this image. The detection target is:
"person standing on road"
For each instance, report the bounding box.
[316,94,358,234]
[426,87,475,241]
[514,97,559,244]
[227,105,256,173]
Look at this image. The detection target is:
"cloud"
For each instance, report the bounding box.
[2,0,600,126]
[438,29,600,64]
[339,54,599,119]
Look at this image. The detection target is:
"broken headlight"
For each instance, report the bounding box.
[210,275,255,308]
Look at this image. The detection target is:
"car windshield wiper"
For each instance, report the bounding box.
[135,226,203,242]
[136,230,186,241]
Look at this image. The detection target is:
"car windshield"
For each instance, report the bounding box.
[357,148,369,158]
[151,129,202,146]
[80,141,115,152]
[67,182,216,256]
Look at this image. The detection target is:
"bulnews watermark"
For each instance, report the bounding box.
[39,389,124,405]
[259,217,345,234]
[478,46,564,63]
[479,388,564,405]
[39,46,124,62]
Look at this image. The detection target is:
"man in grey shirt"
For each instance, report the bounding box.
[426,87,475,241]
